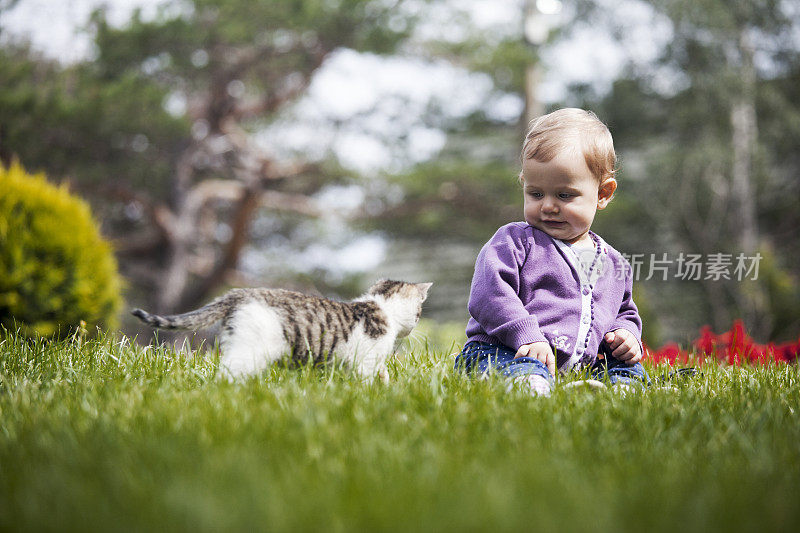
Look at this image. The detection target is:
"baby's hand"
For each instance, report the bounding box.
[515,342,556,376]
[603,329,642,365]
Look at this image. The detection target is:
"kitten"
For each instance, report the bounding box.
[132,279,431,381]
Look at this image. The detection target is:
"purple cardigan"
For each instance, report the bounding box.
[466,222,643,370]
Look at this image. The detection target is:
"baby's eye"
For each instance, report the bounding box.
[527,191,543,198]
[558,193,573,199]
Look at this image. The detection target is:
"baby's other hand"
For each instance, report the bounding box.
[603,329,642,365]
[515,342,555,376]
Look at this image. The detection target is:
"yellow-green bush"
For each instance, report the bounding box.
[0,162,122,336]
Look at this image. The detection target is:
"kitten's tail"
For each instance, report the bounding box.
[131,293,236,330]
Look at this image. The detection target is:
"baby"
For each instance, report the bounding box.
[456,108,646,396]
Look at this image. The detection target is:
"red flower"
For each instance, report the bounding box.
[693,326,716,358]
[648,342,688,365]
[775,340,800,363]
[649,320,798,366]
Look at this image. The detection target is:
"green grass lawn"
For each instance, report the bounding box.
[1,329,799,532]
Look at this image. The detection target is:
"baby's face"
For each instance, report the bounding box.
[521,148,616,245]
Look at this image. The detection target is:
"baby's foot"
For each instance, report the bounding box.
[508,374,552,397]
[610,382,635,397]
[563,379,606,392]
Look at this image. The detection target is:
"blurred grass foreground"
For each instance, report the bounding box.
[1,328,799,532]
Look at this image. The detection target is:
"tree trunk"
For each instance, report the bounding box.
[730,28,758,254]
[729,26,770,337]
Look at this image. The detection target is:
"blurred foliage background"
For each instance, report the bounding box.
[0,0,798,346]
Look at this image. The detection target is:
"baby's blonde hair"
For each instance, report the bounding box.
[521,108,616,182]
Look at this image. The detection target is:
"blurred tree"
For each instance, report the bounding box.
[370,128,522,243]
[0,0,19,20]
[0,44,186,194]
[366,3,536,242]
[0,0,421,320]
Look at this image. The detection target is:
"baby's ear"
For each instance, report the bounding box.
[597,177,617,209]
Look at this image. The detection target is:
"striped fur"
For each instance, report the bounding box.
[132,280,431,380]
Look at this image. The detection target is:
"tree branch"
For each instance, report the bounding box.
[177,185,261,310]
[258,190,321,217]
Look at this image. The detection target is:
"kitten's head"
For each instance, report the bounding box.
[368,279,432,337]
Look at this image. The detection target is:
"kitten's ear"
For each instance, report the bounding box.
[416,282,433,300]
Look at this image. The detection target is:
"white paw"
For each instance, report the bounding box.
[508,374,552,397]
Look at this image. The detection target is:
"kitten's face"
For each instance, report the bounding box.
[369,280,432,337]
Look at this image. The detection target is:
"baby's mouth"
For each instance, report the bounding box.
[542,220,566,226]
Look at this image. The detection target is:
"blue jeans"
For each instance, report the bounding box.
[455,341,649,387]
[588,348,649,388]
[454,342,554,384]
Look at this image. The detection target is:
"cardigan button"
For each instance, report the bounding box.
[582,286,591,295]
[582,316,590,324]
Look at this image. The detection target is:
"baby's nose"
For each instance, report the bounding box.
[542,198,559,212]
